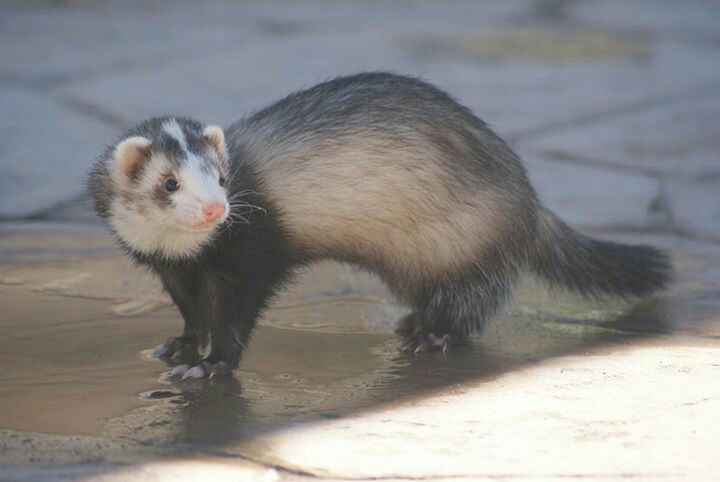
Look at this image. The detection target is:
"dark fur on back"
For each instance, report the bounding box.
[89,72,672,370]
[232,72,534,198]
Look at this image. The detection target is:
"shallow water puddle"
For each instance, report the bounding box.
[1,224,718,452]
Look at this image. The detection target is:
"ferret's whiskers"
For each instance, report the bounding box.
[227,189,260,202]
[228,200,266,214]
[228,213,250,224]
[225,205,251,224]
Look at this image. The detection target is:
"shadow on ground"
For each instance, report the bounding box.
[1,223,718,479]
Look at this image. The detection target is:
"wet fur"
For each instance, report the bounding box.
[89,72,672,369]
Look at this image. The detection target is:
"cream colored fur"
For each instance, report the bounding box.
[251,135,503,280]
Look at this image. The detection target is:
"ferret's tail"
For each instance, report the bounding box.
[529,208,672,298]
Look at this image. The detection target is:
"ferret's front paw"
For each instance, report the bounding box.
[152,336,198,363]
[401,333,452,355]
[169,360,232,380]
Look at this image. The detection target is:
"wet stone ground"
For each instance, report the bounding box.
[1,225,719,481]
[1,0,720,481]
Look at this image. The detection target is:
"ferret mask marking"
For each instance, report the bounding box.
[109,118,230,259]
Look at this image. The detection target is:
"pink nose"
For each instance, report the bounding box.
[202,202,226,223]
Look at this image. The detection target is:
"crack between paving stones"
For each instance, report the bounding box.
[310,475,681,481]
[536,151,664,178]
[324,474,683,481]
[55,95,130,130]
[528,158,720,247]
[508,80,720,144]
[0,52,195,92]
[585,222,720,246]
[0,28,306,93]
[200,448,681,480]
[188,448,322,479]
[11,194,96,222]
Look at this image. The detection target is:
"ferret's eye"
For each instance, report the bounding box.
[219,176,226,187]
[164,178,179,192]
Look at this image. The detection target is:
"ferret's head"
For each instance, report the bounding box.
[91,117,231,259]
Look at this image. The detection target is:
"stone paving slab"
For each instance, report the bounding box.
[524,94,720,176]
[523,157,661,228]
[0,1,267,86]
[56,32,420,127]
[664,178,720,242]
[0,0,531,219]
[522,93,720,239]
[2,0,720,225]
[0,0,526,87]
[0,88,116,219]
[1,223,719,481]
[235,342,720,481]
[1,2,720,481]
[574,0,720,40]
[1,460,281,482]
[57,23,720,139]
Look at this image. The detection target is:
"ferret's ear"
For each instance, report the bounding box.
[203,125,227,161]
[112,136,152,182]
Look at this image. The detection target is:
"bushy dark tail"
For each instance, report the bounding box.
[529,208,672,298]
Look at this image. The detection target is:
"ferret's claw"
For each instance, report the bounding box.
[182,364,206,380]
[169,364,190,377]
[208,361,231,379]
[152,336,197,363]
[402,333,452,355]
[170,360,232,380]
[152,343,172,359]
[433,333,451,355]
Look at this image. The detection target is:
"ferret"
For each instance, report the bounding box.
[88,72,671,379]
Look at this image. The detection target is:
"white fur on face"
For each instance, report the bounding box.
[109,121,229,259]
[110,195,216,258]
[162,119,189,152]
[173,156,229,227]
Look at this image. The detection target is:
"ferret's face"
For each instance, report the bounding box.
[108,118,231,258]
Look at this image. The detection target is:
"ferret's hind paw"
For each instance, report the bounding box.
[401,333,452,355]
[152,336,197,363]
[168,360,232,380]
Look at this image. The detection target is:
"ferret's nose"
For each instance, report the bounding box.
[202,202,226,223]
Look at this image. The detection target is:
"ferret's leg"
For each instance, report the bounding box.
[154,267,203,363]
[178,272,270,379]
[400,266,516,354]
[398,311,457,354]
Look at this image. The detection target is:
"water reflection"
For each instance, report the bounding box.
[122,298,673,450]
[1,226,717,456]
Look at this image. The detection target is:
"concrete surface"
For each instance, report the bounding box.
[1,225,719,481]
[1,0,719,481]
